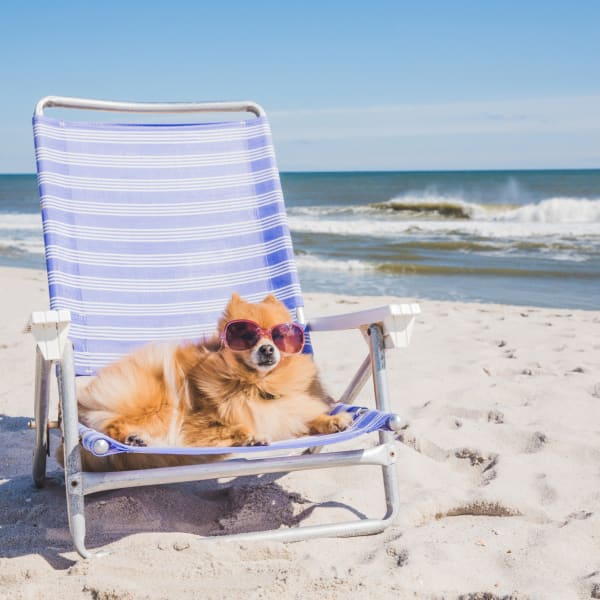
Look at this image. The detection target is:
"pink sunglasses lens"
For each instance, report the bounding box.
[225,321,260,350]
[271,323,305,354]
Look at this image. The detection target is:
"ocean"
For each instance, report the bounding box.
[1,171,599,310]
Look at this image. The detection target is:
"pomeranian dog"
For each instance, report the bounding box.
[75,292,351,471]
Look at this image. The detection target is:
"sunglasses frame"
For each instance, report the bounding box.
[221,319,305,355]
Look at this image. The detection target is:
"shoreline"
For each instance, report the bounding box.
[1,264,598,313]
[1,265,600,598]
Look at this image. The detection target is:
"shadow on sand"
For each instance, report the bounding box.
[0,414,368,568]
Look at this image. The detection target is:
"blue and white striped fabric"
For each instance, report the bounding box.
[33,114,306,375]
[80,405,398,457]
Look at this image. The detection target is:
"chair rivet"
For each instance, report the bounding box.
[93,439,110,455]
[388,414,402,431]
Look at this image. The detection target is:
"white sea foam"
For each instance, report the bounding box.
[289,205,373,217]
[0,239,45,254]
[0,213,43,230]
[288,214,600,239]
[0,213,44,257]
[295,255,375,272]
[292,196,600,223]
[497,197,600,223]
[378,195,600,222]
[288,196,600,240]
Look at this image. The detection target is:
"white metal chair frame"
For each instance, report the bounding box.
[30,96,421,558]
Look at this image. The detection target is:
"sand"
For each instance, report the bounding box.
[1,266,599,600]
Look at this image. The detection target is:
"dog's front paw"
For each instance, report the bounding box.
[309,412,353,435]
[229,426,270,447]
[328,412,353,433]
[246,434,271,447]
[124,433,147,447]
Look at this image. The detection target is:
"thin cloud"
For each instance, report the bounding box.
[269,95,600,141]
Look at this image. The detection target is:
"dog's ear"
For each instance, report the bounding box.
[263,294,279,305]
[227,292,246,309]
[223,292,243,320]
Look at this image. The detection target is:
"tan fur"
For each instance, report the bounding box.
[73,293,351,471]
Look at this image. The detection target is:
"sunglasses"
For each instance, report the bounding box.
[222,319,305,354]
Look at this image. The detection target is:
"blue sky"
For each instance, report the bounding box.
[2,0,599,172]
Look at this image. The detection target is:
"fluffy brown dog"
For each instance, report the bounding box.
[76,293,351,470]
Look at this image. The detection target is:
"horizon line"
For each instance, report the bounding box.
[2,166,600,177]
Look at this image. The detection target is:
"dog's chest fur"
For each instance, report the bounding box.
[188,352,329,442]
[246,392,329,441]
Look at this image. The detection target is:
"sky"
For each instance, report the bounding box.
[2,0,600,172]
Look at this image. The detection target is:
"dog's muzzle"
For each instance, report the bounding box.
[253,342,280,368]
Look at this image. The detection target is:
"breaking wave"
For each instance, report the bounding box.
[0,213,42,230]
[294,254,597,278]
[288,215,600,239]
[288,196,600,240]
[295,254,375,272]
[371,195,600,223]
[291,196,600,224]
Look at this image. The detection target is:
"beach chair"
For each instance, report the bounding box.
[29,96,420,558]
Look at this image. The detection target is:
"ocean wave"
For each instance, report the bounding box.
[376,263,599,279]
[295,253,596,278]
[288,205,373,217]
[0,239,46,255]
[295,254,376,272]
[0,213,43,230]
[393,239,594,260]
[497,197,600,223]
[0,213,45,258]
[369,194,513,219]
[290,195,600,224]
[371,195,600,223]
[288,214,600,239]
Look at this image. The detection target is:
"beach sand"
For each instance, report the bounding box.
[1,266,599,599]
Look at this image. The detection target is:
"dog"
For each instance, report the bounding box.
[75,292,351,471]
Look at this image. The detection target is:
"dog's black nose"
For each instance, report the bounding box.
[258,344,274,357]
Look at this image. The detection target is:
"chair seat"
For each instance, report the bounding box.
[80,404,399,457]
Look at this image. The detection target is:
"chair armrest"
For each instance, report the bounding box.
[27,309,72,360]
[306,303,420,349]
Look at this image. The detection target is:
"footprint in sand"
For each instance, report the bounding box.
[386,545,409,567]
[453,448,499,486]
[398,419,502,486]
[525,431,547,453]
[560,510,593,528]
[448,407,505,424]
[534,473,558,506]
[487,410,504,424]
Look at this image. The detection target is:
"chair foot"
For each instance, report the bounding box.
[217,515,394,544]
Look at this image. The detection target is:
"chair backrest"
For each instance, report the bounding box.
[32,103,305,376]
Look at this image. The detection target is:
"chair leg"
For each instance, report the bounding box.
[368,324,401,522]
[58,342,92,559]
[32,348,52,488]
